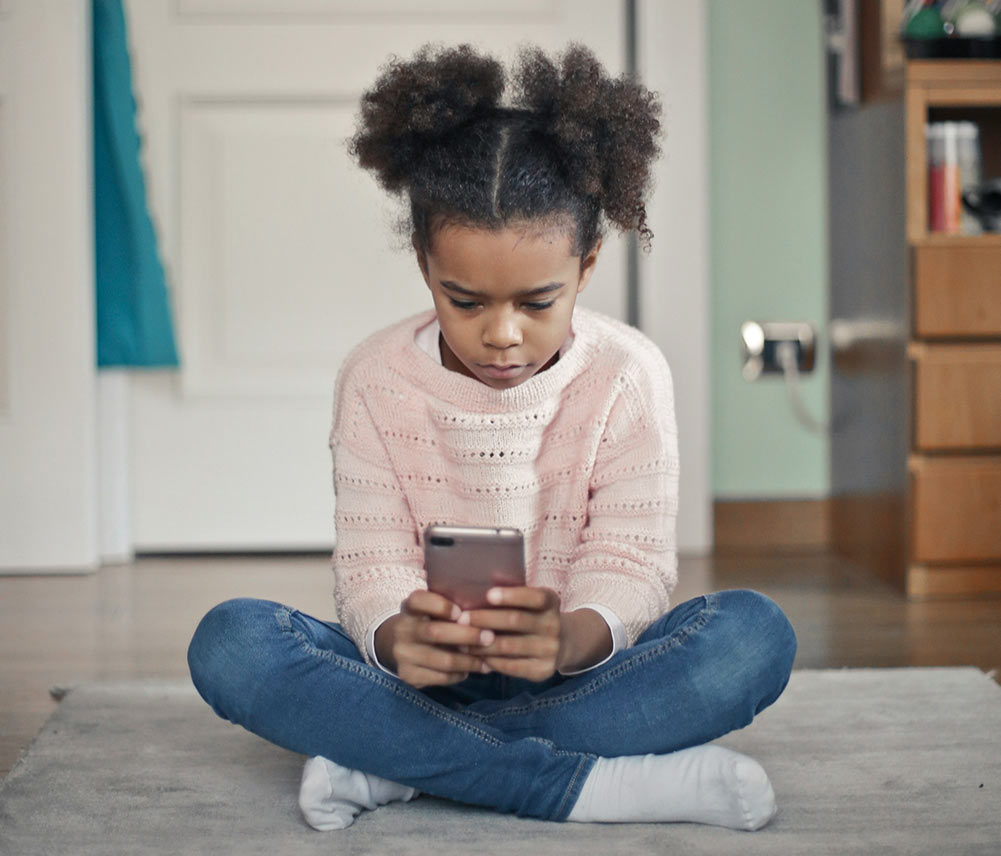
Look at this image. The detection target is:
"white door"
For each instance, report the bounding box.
[125,0,630,550]
[0,0,98,572]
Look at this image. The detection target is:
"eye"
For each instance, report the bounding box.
[447,297,479,311]
[522,300,556,311]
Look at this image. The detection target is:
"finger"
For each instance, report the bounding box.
[484,586,559,612]
[461,608,535,634]
[403,589,461,621]
[473,634,560,660]
[463,608,560,637]
[398,664,471,689]
[395,642,488,676]
[483,656,556,683]
[416,619,495,649]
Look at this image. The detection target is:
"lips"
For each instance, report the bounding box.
[479,363,526,379]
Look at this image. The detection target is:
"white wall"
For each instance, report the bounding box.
[708,1,830,499]
[0,0,98,572]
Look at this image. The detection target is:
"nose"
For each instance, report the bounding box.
[483,309,523,350]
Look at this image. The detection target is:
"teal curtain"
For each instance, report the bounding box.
[93,0,179,368]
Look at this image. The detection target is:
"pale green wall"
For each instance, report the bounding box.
[708,0,830,498]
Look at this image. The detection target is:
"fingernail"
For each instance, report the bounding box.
[487,589,502,605]
[480,630,495,645]
[450,605,461,621]
[457,612,470,625]
[481,662,491,674]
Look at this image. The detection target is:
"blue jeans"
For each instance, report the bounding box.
[187,589,796,821]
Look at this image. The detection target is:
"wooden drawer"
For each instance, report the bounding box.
[910,455,1001,563]
[913,246,1001,337]
[910,343,1001,449]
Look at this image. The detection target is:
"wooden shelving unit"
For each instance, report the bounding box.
[906,61,1001,243]
[904,60,1001,599]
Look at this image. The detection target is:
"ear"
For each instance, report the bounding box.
[576,238,602,294]
[413,233,431,288]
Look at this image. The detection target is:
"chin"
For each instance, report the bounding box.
[481,375,527,390]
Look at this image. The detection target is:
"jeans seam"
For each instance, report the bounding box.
[553,754,596,820]
[467,593,720,723]
[273,605,506,748]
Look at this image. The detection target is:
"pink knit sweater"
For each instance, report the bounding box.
[330,306,679,660]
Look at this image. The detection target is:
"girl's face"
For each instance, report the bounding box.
[416,224,599,390]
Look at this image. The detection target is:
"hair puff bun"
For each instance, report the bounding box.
[513,44,661,244]
[350,42,662,250]
[350,44,504,194]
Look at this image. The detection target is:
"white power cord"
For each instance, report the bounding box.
[775,341,829,434]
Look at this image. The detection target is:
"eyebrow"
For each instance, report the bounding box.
[439,280,566,298]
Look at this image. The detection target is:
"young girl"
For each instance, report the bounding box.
[187,43,796,833]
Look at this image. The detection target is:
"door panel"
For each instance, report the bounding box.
[175,97,421,399]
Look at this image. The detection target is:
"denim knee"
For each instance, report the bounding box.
[187,597,279,714]
[717,589,797,713]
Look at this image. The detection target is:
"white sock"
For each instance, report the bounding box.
[566,744,777,831]
[298,756,419,831]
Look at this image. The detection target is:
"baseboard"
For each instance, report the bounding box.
[714,499,831,553]
[0,565,97,576]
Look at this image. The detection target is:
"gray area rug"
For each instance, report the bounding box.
[1,669,999,855]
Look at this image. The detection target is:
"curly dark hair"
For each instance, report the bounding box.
[349,43,662,255]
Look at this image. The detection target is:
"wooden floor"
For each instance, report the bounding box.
[2,552,1000,779]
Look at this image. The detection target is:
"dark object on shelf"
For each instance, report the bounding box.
[904,37,1001,59]
[962,179,1001,232]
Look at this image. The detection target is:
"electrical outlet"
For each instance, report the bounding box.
[740,321,817,382]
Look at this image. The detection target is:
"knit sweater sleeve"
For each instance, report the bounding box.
[563,348,679,645]
[329,364,425,661]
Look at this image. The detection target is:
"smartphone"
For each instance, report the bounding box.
[424,524,526,610]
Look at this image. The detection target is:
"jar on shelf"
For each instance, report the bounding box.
[927,121,982,235]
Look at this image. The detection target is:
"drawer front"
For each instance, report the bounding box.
[914,246,1001,337]
[911,344,1001,449]
[910,456,1001,563]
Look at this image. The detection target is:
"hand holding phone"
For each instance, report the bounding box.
[375,590,494,689]
[372,525,524,688]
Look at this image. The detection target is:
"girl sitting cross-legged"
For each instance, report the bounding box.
[187,42,797,832]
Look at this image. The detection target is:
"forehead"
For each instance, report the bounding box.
[427,224,578,287]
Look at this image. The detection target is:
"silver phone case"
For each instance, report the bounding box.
[423,524,526,609]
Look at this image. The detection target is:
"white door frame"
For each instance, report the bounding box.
[638,0,712,554]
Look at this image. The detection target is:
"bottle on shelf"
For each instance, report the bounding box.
[926,120,982,234]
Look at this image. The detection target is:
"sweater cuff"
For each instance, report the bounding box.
[336,570,426,664]
[365,608,402,676]
[557,603,628,676]
[564,569,670,646]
